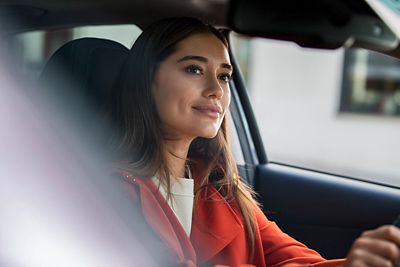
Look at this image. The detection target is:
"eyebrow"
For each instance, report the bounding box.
[177,55,233,71]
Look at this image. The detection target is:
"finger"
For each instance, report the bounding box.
[353,236,400,262]
[362,225,400,246]
[343,259,367,267]
[347,248,395,267]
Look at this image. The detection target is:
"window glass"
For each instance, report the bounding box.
[341,49,400,116]
[230,32,251,83]
[8,25,141,80]
[231,33,400,187]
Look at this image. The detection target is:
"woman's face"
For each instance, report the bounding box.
[152,32,232,141]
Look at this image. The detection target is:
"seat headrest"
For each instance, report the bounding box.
[38,37,130,151]
[39,37,129,111]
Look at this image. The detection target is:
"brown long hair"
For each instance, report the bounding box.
[112,17,259,260]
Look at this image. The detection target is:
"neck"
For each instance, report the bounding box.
[164,139,192,178]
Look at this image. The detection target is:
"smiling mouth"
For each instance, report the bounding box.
[192,106,222,119]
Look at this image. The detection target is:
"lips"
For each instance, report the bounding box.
[192,104,222,119]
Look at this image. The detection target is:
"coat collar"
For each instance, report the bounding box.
[190,186,243,264]
[122,173,196,263]
[188,160,244,263]
[118,169,243,265]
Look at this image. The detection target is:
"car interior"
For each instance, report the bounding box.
[1,0,400,262]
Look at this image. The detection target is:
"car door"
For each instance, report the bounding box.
[227,33,400,259]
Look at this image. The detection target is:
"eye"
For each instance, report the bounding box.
[218,73,232,82]
[185,65,203,75]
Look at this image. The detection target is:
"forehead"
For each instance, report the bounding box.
[172,32,230,63]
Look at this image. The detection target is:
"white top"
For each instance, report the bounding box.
[152,177,194,236]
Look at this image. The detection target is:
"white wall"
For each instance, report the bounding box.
[248,38,400,186]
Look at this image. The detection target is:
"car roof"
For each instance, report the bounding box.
[1,0,399,53]
[0,0,229,33]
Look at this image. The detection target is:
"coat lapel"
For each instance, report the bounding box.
[190,186,243,264]
[119,167,244,266]
[122,172,196,263]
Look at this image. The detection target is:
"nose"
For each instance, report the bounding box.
[203,76,224,99]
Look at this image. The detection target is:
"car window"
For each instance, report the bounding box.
[231,33,400,188]
[8,25,141,81]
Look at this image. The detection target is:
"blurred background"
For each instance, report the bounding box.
[231,34,400,188]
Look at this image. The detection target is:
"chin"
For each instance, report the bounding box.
[200,134,218,139]
[198,130,219,139]
[191,124,222,139]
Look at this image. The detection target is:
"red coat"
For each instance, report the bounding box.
[115,169,345,267]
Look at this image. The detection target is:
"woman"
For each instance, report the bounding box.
[112,17,400,267]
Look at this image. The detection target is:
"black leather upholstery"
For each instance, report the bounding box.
[39,37,129,148]
[40,37,129,113]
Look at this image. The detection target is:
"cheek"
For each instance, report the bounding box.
[223,88,231,110]
[153,78,194,127]
[153,72,178,111]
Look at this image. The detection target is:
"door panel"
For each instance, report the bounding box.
[254,163,400,259]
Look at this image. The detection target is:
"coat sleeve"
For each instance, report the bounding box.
[255,207,346,267]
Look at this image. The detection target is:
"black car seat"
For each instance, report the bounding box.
[38,37,129,150]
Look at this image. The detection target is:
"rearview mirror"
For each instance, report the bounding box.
[228,0,398,51]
